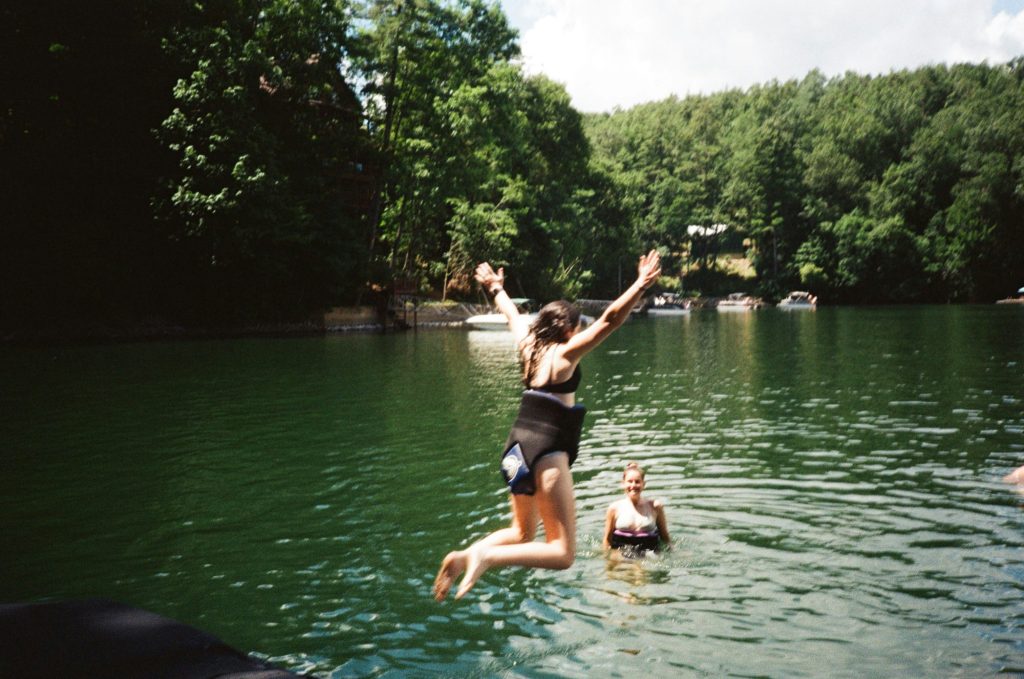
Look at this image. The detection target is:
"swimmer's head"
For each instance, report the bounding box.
[623,461,646,480]
[531,300,581,342]
[622,462,647,497]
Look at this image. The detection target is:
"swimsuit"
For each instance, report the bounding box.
[614,501,657,532]
[500,351,585,495]
[535,363,581,394]
[610,500,661,553]
[609,529,661,553]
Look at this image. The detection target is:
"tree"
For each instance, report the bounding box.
[349,0,518,293]
[157,0,372,321]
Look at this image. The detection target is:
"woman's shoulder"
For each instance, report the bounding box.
[649,499,664,511]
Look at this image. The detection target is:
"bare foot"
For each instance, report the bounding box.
[433,550,467,601]
[454,544,489,600]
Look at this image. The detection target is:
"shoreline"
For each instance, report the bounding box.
[4,299,1018,345]
[0,302,491,346]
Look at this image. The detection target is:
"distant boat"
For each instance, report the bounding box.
[717,292,762,311]
[465,299,594,331]
[778,291,817,309]
[647,304,690,316]
[464,312,537,331]
[646,293,690,316]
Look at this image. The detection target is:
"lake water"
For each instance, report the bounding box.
[2,306,1023,677]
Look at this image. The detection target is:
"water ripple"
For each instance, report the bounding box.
[2,312,1023,677]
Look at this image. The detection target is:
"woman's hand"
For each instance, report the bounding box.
[474,262,505,295]
[636,250,662,289]
[561,248,662,360]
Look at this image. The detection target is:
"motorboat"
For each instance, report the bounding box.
[647,304,690,316]
[778,291,817,309]
[465,297,537,330]
[716,292,763,311]
[646,293,690,316]
[464,312,534,330]
[465,298,594,330]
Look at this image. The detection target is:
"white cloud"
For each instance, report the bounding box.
[500,0,1024,112]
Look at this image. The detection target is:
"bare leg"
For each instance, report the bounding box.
[454,453,576,599]
[477,493,539,547]
[1004,465,1024,484]
[434,490,539,601]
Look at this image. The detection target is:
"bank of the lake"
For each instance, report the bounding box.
[0,301,493,344]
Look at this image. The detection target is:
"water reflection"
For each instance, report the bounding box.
[603,553,672,592]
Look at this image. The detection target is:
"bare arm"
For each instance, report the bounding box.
[603,504,617,549]
[563,250,661,362]
[475,262,529,343]
[654,500,670,544]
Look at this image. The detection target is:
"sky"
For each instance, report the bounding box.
[497,0,1024,112]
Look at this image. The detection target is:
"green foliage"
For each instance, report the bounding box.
[156,0,371,322]
[589,63,1024,303]
[7,0,1024,336]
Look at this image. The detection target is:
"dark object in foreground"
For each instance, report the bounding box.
[0,599,300,679]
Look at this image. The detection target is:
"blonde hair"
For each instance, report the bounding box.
[622,462,646,479]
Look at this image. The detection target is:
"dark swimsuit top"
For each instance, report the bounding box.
[530,363,581,394]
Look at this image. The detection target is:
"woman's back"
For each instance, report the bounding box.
[523,343,580,404]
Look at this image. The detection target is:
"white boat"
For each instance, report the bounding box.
[778,291,817,309]
[647,304,690,316]
[465,298,593,331]
[466,297,536,330]
[465,312,538,331]
[717,292,762,311]
[646,294,690,315]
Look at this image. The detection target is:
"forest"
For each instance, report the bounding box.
[3,0,1023,334]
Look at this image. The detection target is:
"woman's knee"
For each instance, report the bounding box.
[551,542,575,569]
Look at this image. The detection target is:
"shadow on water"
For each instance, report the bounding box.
[1,306,1023,677]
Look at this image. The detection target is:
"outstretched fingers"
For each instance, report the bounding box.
[638,249,661,284]
[473,262,493,285]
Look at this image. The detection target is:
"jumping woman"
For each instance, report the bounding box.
[433,250,662,601]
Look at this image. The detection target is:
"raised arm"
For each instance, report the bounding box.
[563,250,661,362]
[475,262,529,343]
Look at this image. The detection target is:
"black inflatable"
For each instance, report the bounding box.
[0,599,300,679]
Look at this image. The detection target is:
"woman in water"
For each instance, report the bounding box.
[603,462,670,556]
[433,250,662,601]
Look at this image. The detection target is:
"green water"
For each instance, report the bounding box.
[2,306,1023,677]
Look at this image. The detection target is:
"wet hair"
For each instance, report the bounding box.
[623,462,646,479]
[521,300,581,387]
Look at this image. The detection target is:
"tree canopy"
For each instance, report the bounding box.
[587,63,1024,303]
[3,1,1022,336]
